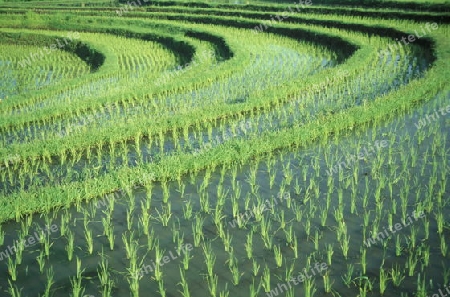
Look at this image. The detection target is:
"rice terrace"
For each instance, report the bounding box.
[0,0,449,295]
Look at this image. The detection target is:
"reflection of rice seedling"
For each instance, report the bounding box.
[7,280,22,297]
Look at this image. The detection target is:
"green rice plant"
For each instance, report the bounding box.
[154,203,172,227]
[41,230,52,259]
[284,224,294,245]
[421,244,430,267]
[36,249,45,273]
[126,208,134,231]
[416,273,427,297]
[251,203,265,223]
[276,210,286,230]
[245,231,253,260]
[192,215,205,247]
[291,233,298,259]
[154,242,165,281]
[379,266,390,295]
[84,226,94,255]
[326,244,334,266]
[202,242,216,277]
[252,259,260,277]
[7,273,24,296]
[139,203,151,236]
[200,192,211,214]
[313,230,321,251]
[223,229,233,252]
[182,248,192,270]
[340,233,350,260]
[304,218,311,238]
[320,206,328,227]
[273,245,283,268]
[183,200,193,220]
[440,234,448,257]
[292,202,304,222]
[260,216,273,249]
[284,260,295,282]
[407,249,418,277]
[122,231,138,260]
[390,264,405,287]
[323,270,333,293]
[7,257,17,281]
[342,263,353,288]
[304,276,317,297]
[43,267,54,297]
[14,237,24,265]
[396,235,402,257]
[162,180,170,203]
[409,226,417,249]
[436,211,444,234]
[59,211,71,239]
[65,229,74,261]
[157,279,166,297]
[0,225,4,246]
[360,247,367,275]
[363,210,371,227]
[261,264,271,293]
[213,204,225,228]
[207,274,218,297]
[70,258,85,297]
[178,267,190,297]
[249,278,261,297]
[98,252,112,292]
[229,258,243,285]
[269,170,276,189]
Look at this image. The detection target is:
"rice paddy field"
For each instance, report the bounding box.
[0,0,449,296]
